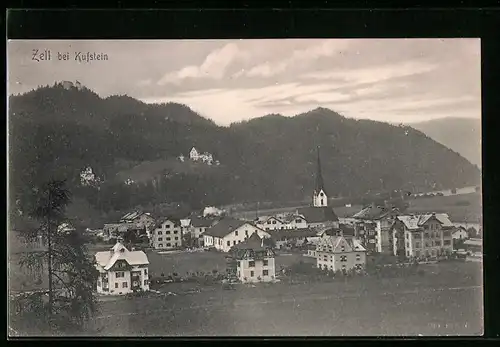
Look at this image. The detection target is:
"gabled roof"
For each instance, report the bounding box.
[95,242,149,271]
[395,213,453,230]
[297,206,339,223]
[316,236,366,253]
[204,218,248,238]
[155,217,181,229]
[278,214,307,223]
[352,205,399,220]
[317,224,355,237]
[231,233,271,252]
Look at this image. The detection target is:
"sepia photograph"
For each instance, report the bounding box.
[7,38,483,337]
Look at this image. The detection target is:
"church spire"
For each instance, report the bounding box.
[313,146,328,207]
[315,146,325,194]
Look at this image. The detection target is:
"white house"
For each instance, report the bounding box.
[256,216,286,231]
[391,213,454,259]
[452,226,469,241]
[315,235,367,272]
[94,242,150,295]
[203,218,271,252]
[231,233,276,283]
[152,218,182,250]
[189,147,200,161]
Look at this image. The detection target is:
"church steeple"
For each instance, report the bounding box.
[313,146,328,207]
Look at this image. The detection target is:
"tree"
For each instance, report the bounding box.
[10,180,99,335]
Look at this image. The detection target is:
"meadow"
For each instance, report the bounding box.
[91,262,483,336]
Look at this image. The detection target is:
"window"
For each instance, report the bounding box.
[406,251,410,257]
[415,251,420,257]
[406,242,409,248]
[245,230,249,236]
[321,199,324,205]
[249,261,255,267]
[227,241,230,246]
[166,237,171,241]
[122,282,128,288]
[165,230,171,235]
[158,244,163,248]
[237,261,241,267]
[267,221,271,225]
[158,237,163,241]
[174,230,178,234]
[296,219,302,223]
[250,271,254,277]
[263,259,268,266]
[341,246,345,252]
[158,231,163,235]
[415,242,421,249]
[233,240,236,246]
[356,254,361,261]
[405,233,409,240]
[435,240,441,246]
[272,220,276,224]
[444,240,451,246]
[116,272,124,278]
[175,237,178,240]
[115,283,119,288]
[423,225,429,230]
[167,243,171,247]
[340,255,347,262]
[443,231,451,237]
[263,270,269,276]
[144,280,149,286]
[144,269,148,275]
[165,224,170,228]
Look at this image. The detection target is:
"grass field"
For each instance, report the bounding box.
[91,262,483,336]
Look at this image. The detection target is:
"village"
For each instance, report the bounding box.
[74,149,482,298]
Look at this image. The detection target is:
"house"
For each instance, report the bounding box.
[230,233,276,283]
[256,216,286,231]
[189,147,200,161]
[391,213,454,259]
[94,241,150,295]
[315,235,367,272]
[278,213,308,230]
[452,226,469,240]
[352,204,400,254]
[203,218,271,252]
[188,216,219,246]
[152,218,182,250]
[463,238,482,257]
[120,211,156,237]
[103,223,130,240]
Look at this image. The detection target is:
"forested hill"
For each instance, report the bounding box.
[409,117,481,168]
[9,83,481,217]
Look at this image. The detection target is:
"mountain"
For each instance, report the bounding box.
[408,118,481,168]
[8,84,481,217]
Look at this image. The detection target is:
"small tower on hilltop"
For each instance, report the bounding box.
[313,146,328,207]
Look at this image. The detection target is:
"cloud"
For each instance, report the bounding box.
[239,40,352,78]
[301,60,436,85]
[158,43,246,85]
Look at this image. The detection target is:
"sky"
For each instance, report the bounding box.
[7,39,481,126]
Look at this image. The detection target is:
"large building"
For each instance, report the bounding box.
[152,218,182,250]
[203,218,271,252]
[95,241,150,295]
[391,213,454,259]
[231,233,276,283]
[256,214,308,231]
[315,234,367,272]
[119,211,156,237]
[351,204,400,254]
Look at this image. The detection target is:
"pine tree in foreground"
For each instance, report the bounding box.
[9,180,100,336]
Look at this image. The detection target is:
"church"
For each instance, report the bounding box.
[297,147,340,229]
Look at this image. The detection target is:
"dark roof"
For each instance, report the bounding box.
[204,218,247,238]
[314,147,327,195]
[352,205,399,220]
[231,233,267,252]
[190,216,217,228]
[270,228,318,241]
[321,224,355,237]
[297,206,339,223]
